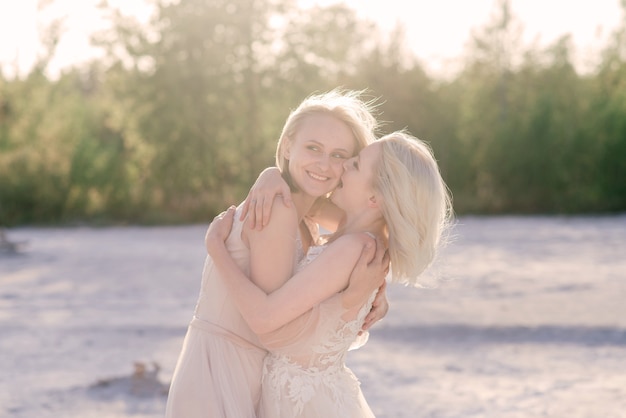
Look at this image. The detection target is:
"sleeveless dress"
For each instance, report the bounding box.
[165,205,309,418]
[257,242,377,418]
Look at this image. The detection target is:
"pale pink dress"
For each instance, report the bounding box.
[165,205,307,418]
[257,243,377,418]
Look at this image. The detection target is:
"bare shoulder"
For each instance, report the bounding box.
[247,195,298,240]
[269,194,298,222]
[328,232,374,255]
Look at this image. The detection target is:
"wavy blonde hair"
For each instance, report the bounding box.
[373,131,453,286]
[275,88,379,192]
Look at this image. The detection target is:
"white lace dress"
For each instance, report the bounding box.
[257,244,377,418]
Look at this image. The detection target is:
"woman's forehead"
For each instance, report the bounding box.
[294,114,355,149]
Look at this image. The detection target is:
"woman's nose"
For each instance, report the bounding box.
[316,153,331,169]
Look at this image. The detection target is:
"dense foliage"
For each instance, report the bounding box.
[1,0,625,225]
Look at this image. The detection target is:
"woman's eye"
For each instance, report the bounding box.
[307,146,320,152]
[331,153,348,159]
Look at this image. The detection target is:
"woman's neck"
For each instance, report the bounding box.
[291,192,318,223]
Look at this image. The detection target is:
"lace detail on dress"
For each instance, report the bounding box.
[295,234,305,267]
[297,244,325,269]
[263,353,364,415]
[262,243,377,416]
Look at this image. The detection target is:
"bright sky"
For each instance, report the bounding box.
[0,0,623,78]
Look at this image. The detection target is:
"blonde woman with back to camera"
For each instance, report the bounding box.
[207,130,453,417]
[165,89,391,417]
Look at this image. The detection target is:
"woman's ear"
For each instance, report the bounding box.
[368,195,378,208]
[283,138,292,159]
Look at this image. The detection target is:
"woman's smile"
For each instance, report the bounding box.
[306,170,330,182]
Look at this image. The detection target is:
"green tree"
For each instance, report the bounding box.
[592,0,626,211]
[455,0,525,211]
[94,0,295,220]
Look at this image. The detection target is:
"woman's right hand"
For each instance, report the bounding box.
[205,206,236,255]
[240,167,292,230]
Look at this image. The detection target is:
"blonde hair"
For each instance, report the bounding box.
[276,88,379,191]
[373,131,453,286]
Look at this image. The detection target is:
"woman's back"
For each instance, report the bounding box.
[258,244,377,418]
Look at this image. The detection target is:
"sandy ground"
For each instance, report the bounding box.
[1,215,625,418]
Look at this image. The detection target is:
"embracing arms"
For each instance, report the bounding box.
[207,207,387,335]
[239,167,343,232]
[237,167,390,330]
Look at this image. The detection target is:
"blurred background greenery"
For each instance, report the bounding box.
[1,0,625,226]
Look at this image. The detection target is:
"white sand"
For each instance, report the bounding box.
[1,215,625,417]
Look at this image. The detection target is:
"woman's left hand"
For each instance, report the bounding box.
[342,236,390,333]
[239,167,292,230]
[205,206,236,255]
[361,280,389,332]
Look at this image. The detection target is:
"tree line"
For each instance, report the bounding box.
[1,0,625,226]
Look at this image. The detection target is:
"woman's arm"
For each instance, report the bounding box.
[239,167,347,233]
[246,196,300,293]
[206,207,372,334]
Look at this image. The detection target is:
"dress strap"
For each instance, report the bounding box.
[190,316,266,352]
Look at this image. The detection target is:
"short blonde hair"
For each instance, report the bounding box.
[276,89,379,191]
[374,131,453,286]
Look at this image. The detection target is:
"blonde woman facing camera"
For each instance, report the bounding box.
[207,131,453,417]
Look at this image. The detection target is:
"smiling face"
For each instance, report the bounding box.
[330,141,382,215]
[283,113,356,198]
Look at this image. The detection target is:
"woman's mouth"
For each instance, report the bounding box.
[307,171,329,182]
